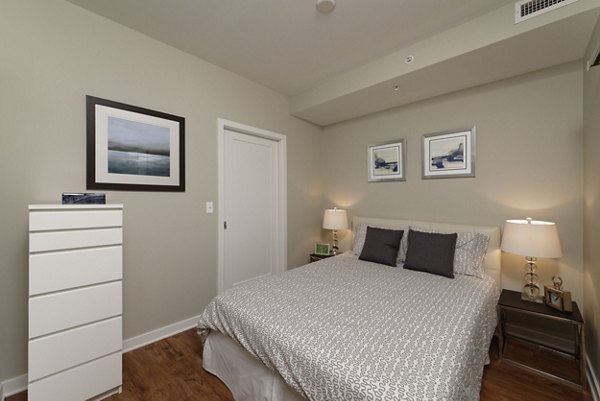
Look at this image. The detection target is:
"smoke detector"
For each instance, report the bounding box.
[316,0,335,13]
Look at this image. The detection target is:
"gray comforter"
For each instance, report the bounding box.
[198,254,499,401]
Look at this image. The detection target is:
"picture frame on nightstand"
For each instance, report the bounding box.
[544,285,573,313]
[314,243,330,256]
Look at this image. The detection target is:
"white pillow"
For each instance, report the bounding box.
[408,226,489,278]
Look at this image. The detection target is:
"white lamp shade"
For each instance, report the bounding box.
[322,208,348,230]
[501,218,562,258]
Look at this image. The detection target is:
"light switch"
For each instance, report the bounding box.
[206,201,214,214]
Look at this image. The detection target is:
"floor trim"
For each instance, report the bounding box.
[122,315,201,353]
[588,355,600,401]
[1,374,26,398]
[1,315,202,397]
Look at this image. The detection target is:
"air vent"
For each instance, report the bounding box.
[515,0,580,23]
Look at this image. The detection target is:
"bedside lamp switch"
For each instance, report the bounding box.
[206,201,214,214]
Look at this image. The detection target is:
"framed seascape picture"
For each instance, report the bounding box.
[86,96,185,191]
[367,139,406,182]
[422,127,475,179]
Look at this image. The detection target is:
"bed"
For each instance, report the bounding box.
[198,217,501,401]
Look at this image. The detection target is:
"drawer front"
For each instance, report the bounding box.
[29,282,122,338]
[29,317,122,381]
[28,352,122,401]
[29,209,122,231]
[29,228,122,253]
[29,246,122,295]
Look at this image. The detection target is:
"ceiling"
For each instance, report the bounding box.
[67,0,600,126]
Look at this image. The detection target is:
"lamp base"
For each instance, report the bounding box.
[521,292,543,303]
[521,257,542,303]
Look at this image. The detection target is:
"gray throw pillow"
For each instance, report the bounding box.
[404,229,457,278]
[359,226,404,267]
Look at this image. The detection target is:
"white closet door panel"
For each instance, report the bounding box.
[29,282,122,338]
[28,352,122,401]
[29,210,122,231]
[28,317,122,381]
[29,246,122,295]
[29,228,122,252]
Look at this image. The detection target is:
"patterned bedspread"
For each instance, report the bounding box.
[198,254,499,401]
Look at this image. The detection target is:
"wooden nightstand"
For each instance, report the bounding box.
[497,289,585,388]
[309,253,334,263]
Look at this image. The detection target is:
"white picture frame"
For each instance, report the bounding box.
[367,139,406,182]
[422,127,475,179]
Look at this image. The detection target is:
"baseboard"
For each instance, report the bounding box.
[1,315,202,398]
[588,356,600,401]
[122,314,201,353]
[1,374,27,398]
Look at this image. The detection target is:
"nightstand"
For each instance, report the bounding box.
[309,253,334,263]
[497,289,585,388]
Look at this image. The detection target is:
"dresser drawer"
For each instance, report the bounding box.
[28,352,122,401]
[29,317,122,381]
[29,227,122,253]
[29,281,122,338]
[29,209,122,231]
[29,246,122,295]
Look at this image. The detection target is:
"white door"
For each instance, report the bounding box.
[218,119,286,292]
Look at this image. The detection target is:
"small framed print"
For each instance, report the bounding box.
[422,127,475,179]
[314,243,331,256]
[544,285,573,313]
[368,139,406,182]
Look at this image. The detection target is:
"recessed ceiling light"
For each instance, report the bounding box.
[316,0,335,13]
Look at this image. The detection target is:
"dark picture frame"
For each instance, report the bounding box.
[367,139,406,182]
[422,127,475,179]
[86,96,185,192]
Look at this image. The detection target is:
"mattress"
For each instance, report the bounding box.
[198,253,499,401]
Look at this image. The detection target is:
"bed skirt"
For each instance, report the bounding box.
[203,330,306,401]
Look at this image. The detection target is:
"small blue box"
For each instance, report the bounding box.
[62,193,106,204]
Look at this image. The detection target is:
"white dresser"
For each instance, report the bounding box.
[28,204,123,401]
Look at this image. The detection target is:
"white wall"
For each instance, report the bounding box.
[0,0,322,382]
[583,16,600,392]
[320,62,584,304]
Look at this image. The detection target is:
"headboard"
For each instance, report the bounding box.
[352,216,501,289]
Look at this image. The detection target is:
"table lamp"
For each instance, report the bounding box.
[322,208,348,255]
[501,217,562,303]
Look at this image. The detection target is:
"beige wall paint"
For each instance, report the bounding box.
[321,62,584,304]
[0,0,322,381]
[583,17,600,389]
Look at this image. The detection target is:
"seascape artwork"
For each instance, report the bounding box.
[372,146,400,176]
[429,135,466,171]
[107,117,170,177]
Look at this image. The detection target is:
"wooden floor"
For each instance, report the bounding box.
[9,329,593,401]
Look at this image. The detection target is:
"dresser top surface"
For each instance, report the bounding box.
[29,204,123,210]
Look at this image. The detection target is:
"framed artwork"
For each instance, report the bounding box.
[367,139,406,182]
[314,243,331,255]
[86,96,185,192]
[422,127,475,179]
[544,276,573,313]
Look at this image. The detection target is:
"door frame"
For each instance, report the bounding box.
[217,118,287,293]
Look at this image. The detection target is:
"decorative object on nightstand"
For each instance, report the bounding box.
[544,276,573,313]
[322,207,348,255]
[314,243,330,256]
[501,217,562,303]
